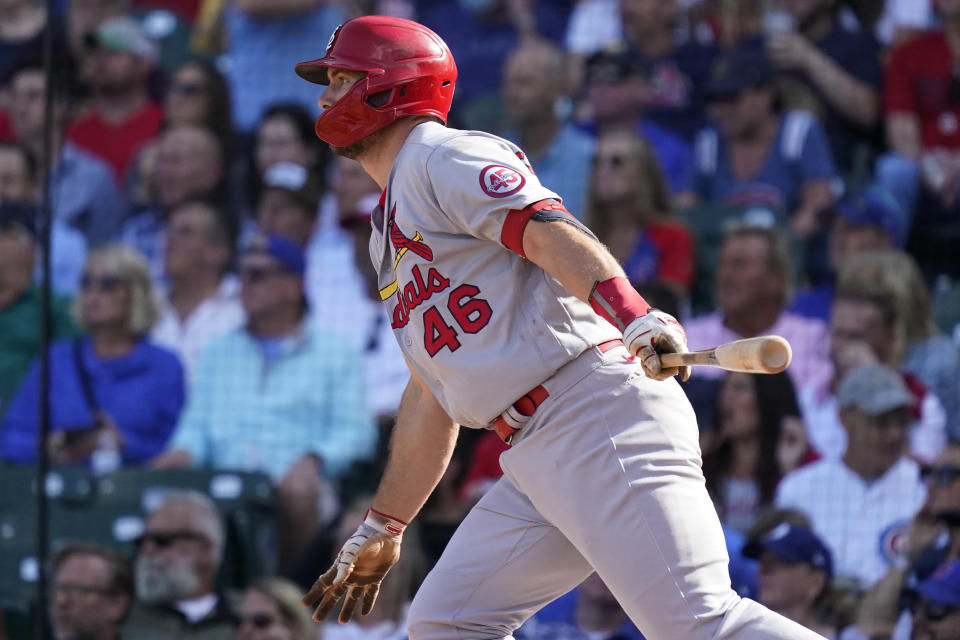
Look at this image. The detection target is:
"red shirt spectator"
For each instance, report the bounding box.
[885,32,960,151]
[0,111,14,142]
[67,104,162,182]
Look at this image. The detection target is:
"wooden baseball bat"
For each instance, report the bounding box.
[659,335,792,374]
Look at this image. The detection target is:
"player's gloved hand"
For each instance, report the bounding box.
[622,310,691,382]
[302,508,405,624]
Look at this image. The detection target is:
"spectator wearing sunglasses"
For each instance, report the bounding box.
[49,541,133,640]
[124,491,235,640]
[0,244,184,467]
[154,233,373,569]
[235,577,313,640]
[857,442,960,638]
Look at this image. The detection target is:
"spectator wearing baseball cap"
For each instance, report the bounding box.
[777,364,927,589]
[742,523,837,638]
[67,15,163,182]
[792,186,907,323]
[908,560,960,640]
[681,46,837,241]
[155,231,373,570]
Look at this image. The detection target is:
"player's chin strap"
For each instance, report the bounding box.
[589,276,651,331]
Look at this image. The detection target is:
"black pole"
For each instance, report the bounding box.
[35,0,57,637]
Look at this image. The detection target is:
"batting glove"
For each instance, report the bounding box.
[622,310,691,382]
[302,508,404,624]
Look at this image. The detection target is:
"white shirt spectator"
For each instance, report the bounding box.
[564,0,621,54]
[151,277,245,386]
[307,193,372,343]
[775,457,926,589]
[799,375,947,463]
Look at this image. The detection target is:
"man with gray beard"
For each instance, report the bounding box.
[123,491,235,640]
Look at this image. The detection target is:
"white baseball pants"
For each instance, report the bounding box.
[407,344,826,640]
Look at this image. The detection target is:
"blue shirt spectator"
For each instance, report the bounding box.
[0,337,184,464]
[226,3,345,133]
[51,141,125,245]
[692,110,836,216]
[164,233,374,479]
[169,323,373,479]
[421,1,569,116]
[639,119,693,194]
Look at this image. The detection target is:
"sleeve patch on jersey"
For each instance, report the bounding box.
[501,200,570,258]
[479,164,526,198]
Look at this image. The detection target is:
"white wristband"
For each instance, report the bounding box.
[364,508,407,537]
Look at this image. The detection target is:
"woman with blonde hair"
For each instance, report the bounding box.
[838,249,960,440]
[236,577,315,640]
[0,245,185,468]
[586,128,695,300]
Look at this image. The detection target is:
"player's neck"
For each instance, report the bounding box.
[359,117,434,189]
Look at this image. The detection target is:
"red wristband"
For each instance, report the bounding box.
[590,276,651,331]
[364,508,407,536]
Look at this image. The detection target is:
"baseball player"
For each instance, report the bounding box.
[295,16,826,640]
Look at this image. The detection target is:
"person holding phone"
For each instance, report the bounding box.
[0,245,184,467]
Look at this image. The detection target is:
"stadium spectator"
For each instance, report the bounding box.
[151,198,243,385]
[153,233,373,567]
[9,62,125,248]
[49,542,133,640]
[702,372,811,533]
[880,0,960,216]
[67,16,162,182]
[224,0,345,133]
[124,491,235,639]
[255,162,320,247]
[790,186,907,323]
[586,128,695,300]
[618,0,716,141]
[741,523,837,638]
[249,103,324,216]
[856,442,960,638]
[121,123,225,280]
[501,40,594,218]
[577,49,695,197]
[842,0,933,48]
[65,0,126,63]
[515,572,644,640]
[420,0,569,130]
[0,141,88,295]
[686,46,836,240]
[776,364,927,589]
[907,561,960,640]
[0,245,184,467]
[800,286,947,464]
[684,224,830,390]
[0,0,70,86]
[838,250,960,442]
[563,0,621,88]
[0,202,78,418]
[765,0,883,175]
[235,577,313,640]
[310,156,379,345]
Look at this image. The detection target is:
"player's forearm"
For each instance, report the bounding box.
[371,376,459,524]
[521,219,625,303]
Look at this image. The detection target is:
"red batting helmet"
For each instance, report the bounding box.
[295,16,457,147]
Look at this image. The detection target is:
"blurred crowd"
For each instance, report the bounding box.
[1,0,960,639]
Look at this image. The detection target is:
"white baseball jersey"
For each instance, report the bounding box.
[369,122,619,427]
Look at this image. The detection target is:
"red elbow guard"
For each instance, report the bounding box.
[590,276,651,332]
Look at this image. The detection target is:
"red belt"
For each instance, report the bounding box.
[492,339,624,444]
